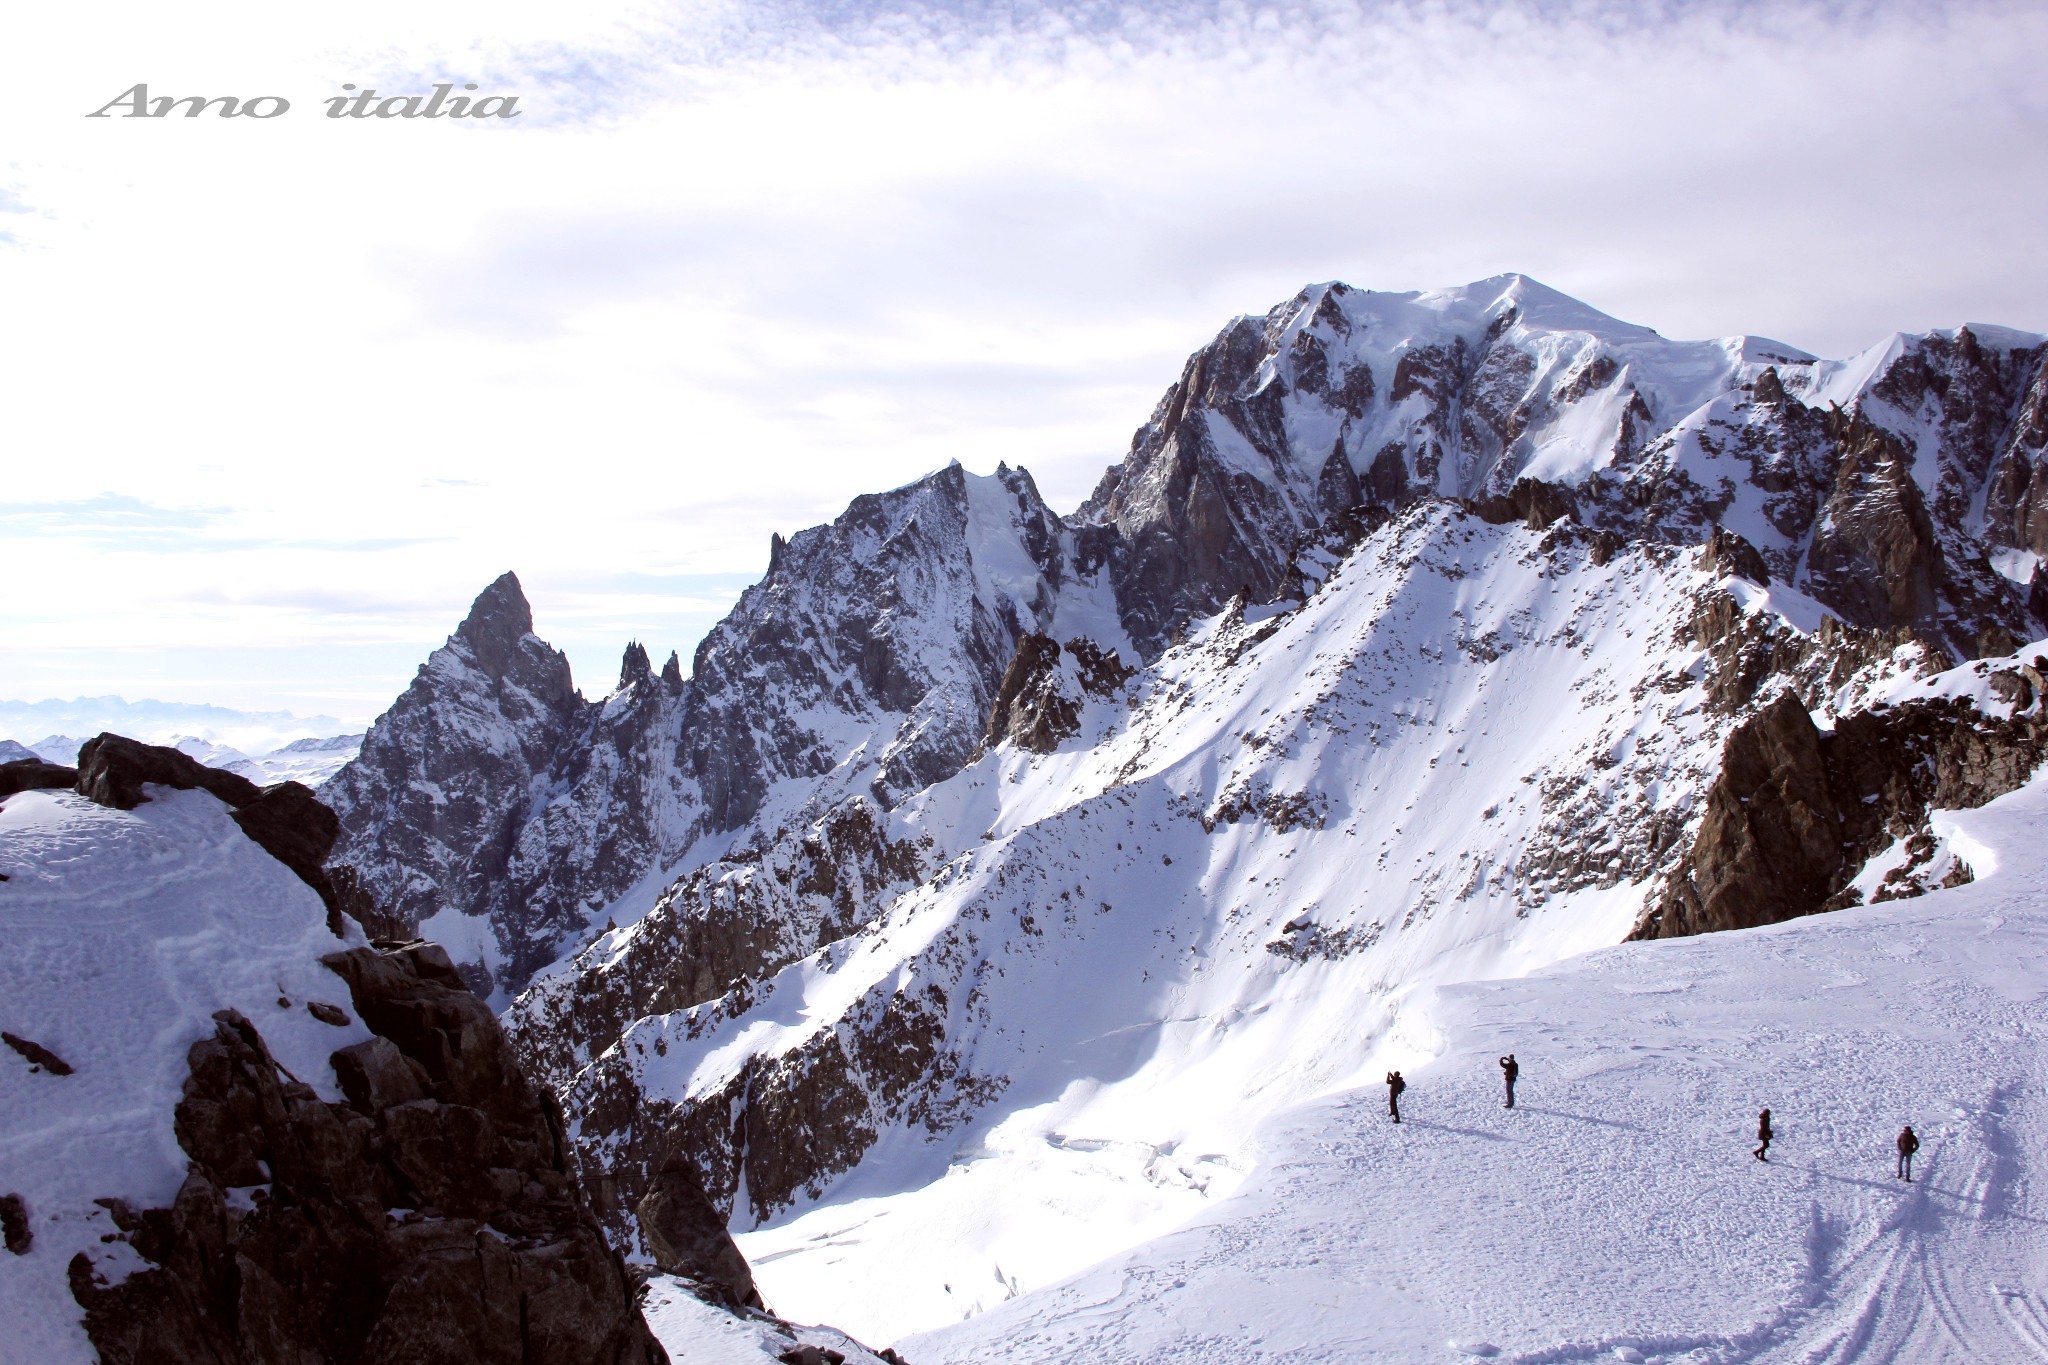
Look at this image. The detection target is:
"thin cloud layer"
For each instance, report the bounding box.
[1,0,2043,716]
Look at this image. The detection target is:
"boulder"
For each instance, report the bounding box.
[637,1160,764,1310]
[74,733,260,811]
[0,759,77,798]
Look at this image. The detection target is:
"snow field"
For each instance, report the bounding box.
[904,772,2048,1364]
[0,787,371,1365]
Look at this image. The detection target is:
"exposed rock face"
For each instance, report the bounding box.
[635,1159,762,1311]
[689,460,1073,820]
[68,941,670,1364]
[1469,477,1577,530]
[331,468,1083,995]
[1802,415,1941,630]
[1636,669,2048,939]
[324,573,595,990]
[321,580,707,996]
[983,633,1136,753]
[0,758,77,797]
[574,971,977,1229]
[1697,524,1772,586]
[512,796,929,1100]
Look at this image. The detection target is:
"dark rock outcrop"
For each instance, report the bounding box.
[1635,680,2048,939]
[635,1159,762,1311]
[1470,477,1577,530]
[68,941,670,1364]
[983,634,1136,754]
[1802,415,1941,631]
[75,733,262,810]
[3,1031,74,1076]
[1,1192,30,1254]
[0,758,77,798]
[1698,524,1772,586]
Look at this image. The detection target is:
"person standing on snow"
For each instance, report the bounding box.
[1754,1108,1773,1162]
[1897,1125,1919,1181]
[1387,1070,1406,1124]
[1499,1054,1519,1109]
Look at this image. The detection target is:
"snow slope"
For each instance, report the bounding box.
[640,1274,895,1365]
[548,499,1920,1338]
[0,787,371,1364]
[903,768,2048,1364]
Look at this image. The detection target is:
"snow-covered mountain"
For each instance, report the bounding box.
[320,274,2048,1351]
[0,698,357,764]
[8,726,362,786]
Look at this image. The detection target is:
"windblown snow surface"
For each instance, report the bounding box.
[900,774,2048,1365]
[0,787,371,1364]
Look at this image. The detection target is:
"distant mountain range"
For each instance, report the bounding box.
[0,698,362,784]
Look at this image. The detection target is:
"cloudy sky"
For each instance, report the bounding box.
[3,0,2045,725]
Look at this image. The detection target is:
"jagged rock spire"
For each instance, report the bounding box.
[455,571,532,644]
[451,572,546,685]
[619,641,653,690]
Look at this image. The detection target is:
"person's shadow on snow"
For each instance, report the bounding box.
[1400,1119,1511,1142]
[1511,1106,1646,1133]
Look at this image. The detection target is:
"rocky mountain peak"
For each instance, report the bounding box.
[620,640,654,691]
[451,572,548,682]
[332,275,2048,1011]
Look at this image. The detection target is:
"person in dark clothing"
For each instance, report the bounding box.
[1499,1054,1519,1109]
[1897,1125,1919,1181]
[1387,1070,1406,1123]
[1754,1108,1773,1162]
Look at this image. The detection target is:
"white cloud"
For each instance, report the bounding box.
[2,0,2044,717]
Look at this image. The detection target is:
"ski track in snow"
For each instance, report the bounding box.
[901,775,2048,1365]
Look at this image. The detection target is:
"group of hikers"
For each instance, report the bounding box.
[1382,1057,1922,1181]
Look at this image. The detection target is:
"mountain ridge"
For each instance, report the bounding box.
[315,276,2048,1329]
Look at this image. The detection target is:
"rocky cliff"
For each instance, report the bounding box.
[1636,646,2048,938]
[72,942,668,1365]
[0,739,737,1362]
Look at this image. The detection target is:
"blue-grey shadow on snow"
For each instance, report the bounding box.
[1513,1105,1646,1133]
[1399,1118,1510,1142]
